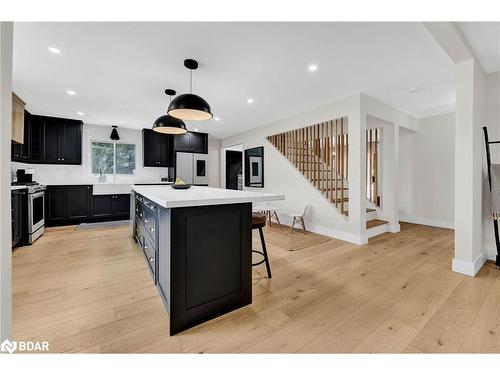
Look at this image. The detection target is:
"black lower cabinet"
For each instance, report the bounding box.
[65,186,91,220]
[115,195,131,217]
[12,189,28,249]
[91,194,130,220]
[46,186,66,226]
[46,185,130,227]
[91,195,115,219]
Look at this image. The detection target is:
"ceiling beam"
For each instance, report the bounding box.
[423,22,476,64]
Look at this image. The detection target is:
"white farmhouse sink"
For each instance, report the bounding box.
[92,183,132,195]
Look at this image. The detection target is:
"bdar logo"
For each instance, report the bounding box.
[0,339,17,354]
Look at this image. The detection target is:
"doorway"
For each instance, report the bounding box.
[225,150,243,190]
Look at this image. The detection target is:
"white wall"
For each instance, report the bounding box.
[221,95,363,243]
[208,138,221,188]
[483,71,500,260]
[220,94,416,244]
[0,22,13,341]
[399,112,455,229]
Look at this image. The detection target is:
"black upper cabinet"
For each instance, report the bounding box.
[173,131,208,154]
[43,118,60,163]
[42,117,82,164]
[142,129,174,167]
[173,132,192,153]
[11,114,82,165]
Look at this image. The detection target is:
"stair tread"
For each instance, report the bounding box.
[366,219,388,229]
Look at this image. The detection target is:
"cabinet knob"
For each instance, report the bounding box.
[149,227,155,232]
[148,257,154,263]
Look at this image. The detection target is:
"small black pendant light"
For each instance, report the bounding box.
[110,126,120,140]
[153,89,188,135]
[168,59,213,121]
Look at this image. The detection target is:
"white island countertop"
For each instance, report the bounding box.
[132,185,284,208]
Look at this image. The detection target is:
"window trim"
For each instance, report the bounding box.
[90,139,137,178]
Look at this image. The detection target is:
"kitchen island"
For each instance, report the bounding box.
[131,185,284,335]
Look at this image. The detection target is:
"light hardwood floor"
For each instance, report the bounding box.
[11,222,500,353]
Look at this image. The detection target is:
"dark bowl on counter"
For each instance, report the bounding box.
[171,184,192,190]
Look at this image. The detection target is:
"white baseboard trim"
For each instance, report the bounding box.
[389,223,401,233]
[278,215,367,245]
[452,253,487,276]
[399,215,454,230]
[484,242,498,261]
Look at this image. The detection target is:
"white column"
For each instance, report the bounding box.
[0,22,13,341]
[348,95,367,244]
[382,124,401,233]
[452,59,486,276]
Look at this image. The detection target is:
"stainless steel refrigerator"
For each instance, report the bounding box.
[175,152,209,185]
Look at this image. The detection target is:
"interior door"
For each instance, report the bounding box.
[193,153,209,185]
[175,152,193,184]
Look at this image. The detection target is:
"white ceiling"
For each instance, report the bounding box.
[458,22,500,74]
[13,22,456,139]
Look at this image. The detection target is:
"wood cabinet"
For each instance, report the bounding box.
[11,114,83,165]
[173,131,208,154]
[11,110,30,162]
[142,129,174,167]
[11,93,26,144]
[46,185,131,227]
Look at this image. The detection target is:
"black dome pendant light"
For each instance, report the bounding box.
[153,89,188,135]
[168,59,213,121]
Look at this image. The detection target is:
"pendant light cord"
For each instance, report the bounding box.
[190,69,193,93]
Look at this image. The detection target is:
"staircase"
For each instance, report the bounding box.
[267,117,350,216]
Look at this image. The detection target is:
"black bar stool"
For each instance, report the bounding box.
[252,212,272,278]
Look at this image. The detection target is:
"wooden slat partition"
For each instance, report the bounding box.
[366,128,380,207]
[266,116,349,216]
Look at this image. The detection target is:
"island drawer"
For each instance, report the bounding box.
[143,233,156,280]
[135,219,157,281]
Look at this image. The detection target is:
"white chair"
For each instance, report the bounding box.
[290,205,309,233]
[254,202,281,227]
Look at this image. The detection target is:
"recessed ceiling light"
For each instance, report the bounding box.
[77,111,84,116]
[66,90,76,96]
[247,98,254,104]
[308,64,318,72]
[48,46,61,54]
[214,116,220,121]
[409,87,421,93]
[194,128,199,132]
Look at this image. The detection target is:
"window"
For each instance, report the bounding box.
[91,141,136,176]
